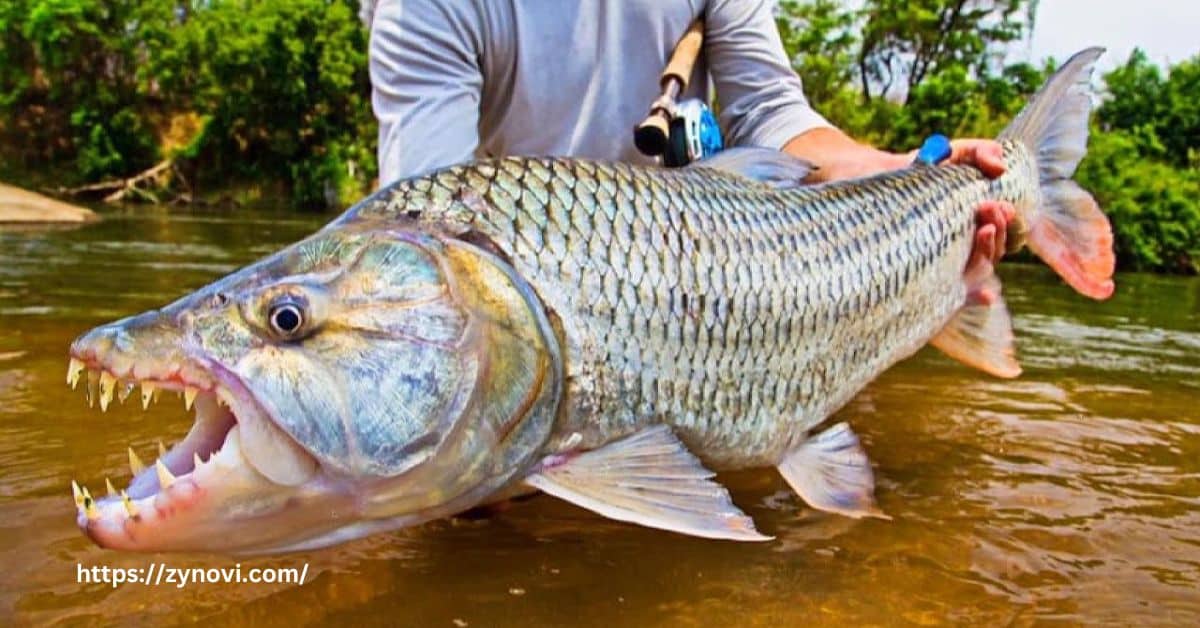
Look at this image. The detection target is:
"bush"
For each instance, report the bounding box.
[1077,130,1200,273]
[0,0,376,207]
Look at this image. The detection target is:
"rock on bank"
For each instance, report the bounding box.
[0,183,97,223]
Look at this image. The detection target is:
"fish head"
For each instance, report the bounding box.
[68,224,562,553]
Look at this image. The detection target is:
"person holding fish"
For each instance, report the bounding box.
[68,0,1113,550]
[365,0,1015,277]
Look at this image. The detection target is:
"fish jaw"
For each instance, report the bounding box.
[67,319,359,553]
[66,225,565,553]
[75,408,347,554]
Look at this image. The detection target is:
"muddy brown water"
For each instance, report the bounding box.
[1,207,1198,626]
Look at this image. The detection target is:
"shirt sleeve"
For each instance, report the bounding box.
[369,0,485,186]
[705,0,834,150]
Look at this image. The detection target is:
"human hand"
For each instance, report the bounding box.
[781,131,1017,278]
[938,139,1016,280]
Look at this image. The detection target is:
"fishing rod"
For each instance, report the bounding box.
[633,18,723,167]
[633,18,951,169]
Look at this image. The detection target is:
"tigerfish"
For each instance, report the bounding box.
[66,49,1113,553]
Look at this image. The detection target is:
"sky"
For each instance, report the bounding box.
[1026,0,1200,70]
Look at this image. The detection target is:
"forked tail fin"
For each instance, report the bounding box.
[1000,47,1115,300]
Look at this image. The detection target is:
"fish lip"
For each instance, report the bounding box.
[67,336,331,552]
[67,349,216,394]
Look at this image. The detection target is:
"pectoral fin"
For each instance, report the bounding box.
[524,425,771,541]
[777,422,889,519]
[930,261,1022,378]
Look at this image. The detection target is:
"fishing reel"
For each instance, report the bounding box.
[633,19,724,168]
[633,93,724,167]
[664,99,724,167]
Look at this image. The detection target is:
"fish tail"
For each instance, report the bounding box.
[999,47,1115,300]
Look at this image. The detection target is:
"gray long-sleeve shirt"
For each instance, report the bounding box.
[368,0,831,185]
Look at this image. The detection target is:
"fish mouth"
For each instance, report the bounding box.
[65,347,333,553]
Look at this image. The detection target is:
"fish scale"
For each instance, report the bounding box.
[351,148,1006,468]
[66,50,1112,550]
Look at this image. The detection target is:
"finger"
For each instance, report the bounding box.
[979,224,996,263]
[999,200,1016,222]
[970,223,997,272]
[994,201,1015,261]
[994,220,1007,263]
[947,140,985,165]
[975,202,1000,228]
[968,285,997,306]
[948,140,1006,178]
[976,200,1016,261]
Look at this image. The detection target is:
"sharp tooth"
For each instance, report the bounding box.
[141,382,156,410]
[158,440,168,458]
[193,452,203,469]
[71,480,84,508]
[99,372,116,412]
[86,371,99,407]
[155,460,175,489]
[184,386,198,411]
[105,477,117,496]
[67,358,84,388]
[121,490,138,518]
[82,487,99,520]
[118,381,134,403]
[128,447,146,475]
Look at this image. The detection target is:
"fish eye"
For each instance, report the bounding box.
[268,301,305,337]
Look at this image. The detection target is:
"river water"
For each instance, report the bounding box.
[1,208,1198,626]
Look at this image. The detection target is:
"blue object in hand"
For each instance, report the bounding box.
[915,133,952,166]
[698,106,724,158]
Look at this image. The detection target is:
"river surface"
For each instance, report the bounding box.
[1,207,1198,626]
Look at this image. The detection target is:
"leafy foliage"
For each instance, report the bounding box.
[856,0,1029,101]
[1076,129,1200,273]
[0,0,1196,270]
[0,0,375,207]
[1097,49,1200,169]
[0,0,173,175]
[776,0,1198,273]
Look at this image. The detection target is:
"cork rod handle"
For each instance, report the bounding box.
[661,19,705,90]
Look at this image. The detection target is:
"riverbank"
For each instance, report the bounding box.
[0,183,96,223]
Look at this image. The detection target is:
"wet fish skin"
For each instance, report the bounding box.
[346,145,1029,468]
[66,48,1112,552]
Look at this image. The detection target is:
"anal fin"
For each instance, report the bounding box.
[524,425,771,541]
[930,261,1022,378]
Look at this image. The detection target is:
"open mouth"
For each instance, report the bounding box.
[65,356,244,528]
[64,339,324,554]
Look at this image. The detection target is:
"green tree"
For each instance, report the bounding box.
[1077,129,1200,273]
[0,0,375,207]
[0,0,175,175]
[856,0,1030,102]
[1099,49,1200,169]
[174,0,375,207]
[887,65,987,148]
[775,0,858,107]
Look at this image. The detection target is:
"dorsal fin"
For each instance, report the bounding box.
[690,147,815,189]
